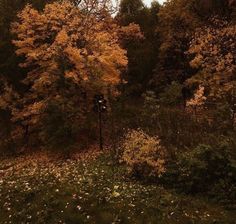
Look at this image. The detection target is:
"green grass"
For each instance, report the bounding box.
[0,153,235,224]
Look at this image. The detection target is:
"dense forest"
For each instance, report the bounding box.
[0,0,236,223]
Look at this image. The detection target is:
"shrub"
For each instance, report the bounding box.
[121,129,166,179]
[41,103,78,155]
[176,144,236,193]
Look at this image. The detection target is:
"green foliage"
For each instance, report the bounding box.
[41,103,78,154]
[175,144,236,193]
[159,82,183,106]
[212,101,234,130]
[119,0,144,21]
[121,129,166,178]
[142,91,160,121]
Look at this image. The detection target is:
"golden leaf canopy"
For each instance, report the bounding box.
[12,1,128,92]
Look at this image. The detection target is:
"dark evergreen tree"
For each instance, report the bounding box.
[117,0,161,95]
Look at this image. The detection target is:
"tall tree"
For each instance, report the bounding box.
[187,18,236,101]
[151,0,200,93]
[117,0,161,95]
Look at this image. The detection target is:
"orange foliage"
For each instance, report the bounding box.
[187,18,236,99]
[12,1,127,89]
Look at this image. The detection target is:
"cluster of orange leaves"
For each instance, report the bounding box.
[187,18,236,99]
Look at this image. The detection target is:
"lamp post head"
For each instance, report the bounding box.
[93,94,107,113]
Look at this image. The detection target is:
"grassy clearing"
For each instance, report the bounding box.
[0,152,235,224]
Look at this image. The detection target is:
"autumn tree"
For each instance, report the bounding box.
[185,18,236,127]
[0,0,58,152]
[1,1,128,151]
[152,0,235,95]
[187,18,236,101]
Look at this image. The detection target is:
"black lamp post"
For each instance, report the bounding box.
[93,94,107,150]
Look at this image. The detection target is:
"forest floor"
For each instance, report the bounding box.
[0,150,235,224]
